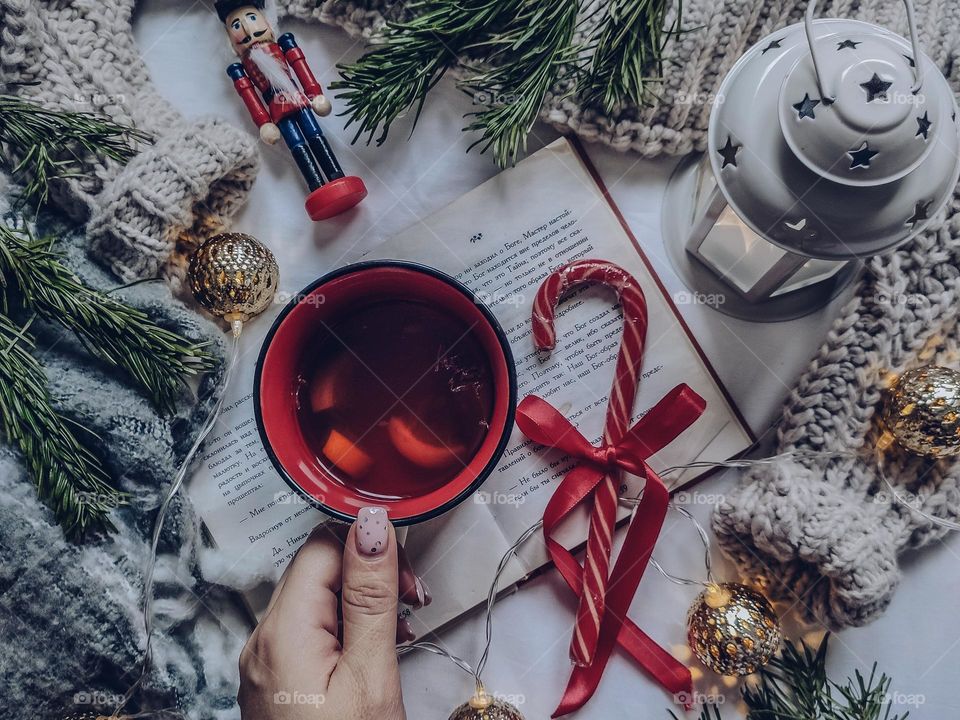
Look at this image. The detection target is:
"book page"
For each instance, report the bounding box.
[362,137,753,574]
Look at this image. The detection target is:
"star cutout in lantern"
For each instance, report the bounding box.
[792,93,821,120]
[718,136,741,168]
[837,39,861,50]
[916,111,932,139]
[761,39,782,55]
[848,141,878,169]
[860,73,892,102]
[906,199,933,226]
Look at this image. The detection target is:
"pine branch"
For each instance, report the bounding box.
[461,0,584,167]
[0,313,122,536]
[578,0,675,112]
[672,635,908,720]
[332,0,523,145]
[0,224,216,414]
[0,93,150,206]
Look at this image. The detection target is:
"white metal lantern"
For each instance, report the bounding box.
[662,0,960,321]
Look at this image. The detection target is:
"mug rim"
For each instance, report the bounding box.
[253,259,518,526]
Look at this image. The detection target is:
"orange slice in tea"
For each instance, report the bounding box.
[387,416,464,469]
[322,429,373,478]
[309,355,351,413]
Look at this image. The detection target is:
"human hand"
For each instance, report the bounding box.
[239,508,420,719]
[259,122,281,145]
[311,95,332,117]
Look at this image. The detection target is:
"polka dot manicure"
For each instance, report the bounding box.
[356,506,389,556]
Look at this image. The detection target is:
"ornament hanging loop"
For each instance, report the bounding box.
[804,0,923,101]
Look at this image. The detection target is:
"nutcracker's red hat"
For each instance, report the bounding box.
[215,0,265,23]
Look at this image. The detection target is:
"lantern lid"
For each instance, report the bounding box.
[778,31,937,187]
[709,14,960,259]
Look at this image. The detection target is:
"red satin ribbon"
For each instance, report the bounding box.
[516,384,706,716]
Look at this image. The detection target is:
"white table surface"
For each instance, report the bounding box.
[135,3,960,717]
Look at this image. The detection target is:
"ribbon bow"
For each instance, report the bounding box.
[517,384,706,716]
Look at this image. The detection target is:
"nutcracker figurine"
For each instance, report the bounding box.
[216,0,367,221]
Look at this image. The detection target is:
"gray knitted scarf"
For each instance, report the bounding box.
[0,187,247,719]
[0,2,260,716]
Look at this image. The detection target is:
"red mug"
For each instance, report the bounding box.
[254,260,517,525]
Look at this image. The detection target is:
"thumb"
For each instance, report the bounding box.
[341,506,400,677]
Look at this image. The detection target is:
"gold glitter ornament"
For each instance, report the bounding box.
[687,582,781,676]
[880,366,960,458]
[448,685,524,720]
[188,233,279,329]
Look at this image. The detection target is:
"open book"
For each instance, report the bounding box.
[187,137,754,635]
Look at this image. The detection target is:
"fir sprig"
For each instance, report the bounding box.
[670,635,908,720]
[333,0,676,167]
[0,225,215,414]
[0,313,123,537]
[461,0,584,167]
[333,0,523,145]
[0,93,150,206]
[579,0,676,112]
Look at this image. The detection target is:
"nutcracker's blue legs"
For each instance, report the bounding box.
[278,116,324,191]
[296,108,345,181]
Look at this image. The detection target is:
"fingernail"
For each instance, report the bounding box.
[413,576,426,607]
[397,615,416,643]
[416,576,432,607]
[356,506,389,557]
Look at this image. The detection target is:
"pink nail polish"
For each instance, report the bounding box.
[356,506,389,556]
[397,616,416,643]
[417,576,433,606]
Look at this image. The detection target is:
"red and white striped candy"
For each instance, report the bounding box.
[531,259,648,667]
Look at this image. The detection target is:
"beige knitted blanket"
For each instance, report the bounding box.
[0,0,260,285]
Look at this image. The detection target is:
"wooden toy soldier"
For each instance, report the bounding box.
[216,0,367,220]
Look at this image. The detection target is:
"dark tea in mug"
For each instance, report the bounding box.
[297,299,495,500]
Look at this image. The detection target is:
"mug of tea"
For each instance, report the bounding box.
[255,260,517,525]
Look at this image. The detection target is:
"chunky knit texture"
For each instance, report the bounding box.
[0,0,260,284]
[0,184,246,719]
[278,0,960,157]
[713,187,960,630]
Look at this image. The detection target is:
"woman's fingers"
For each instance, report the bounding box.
[398,542,430,609]
[339,507,402,681]
[259,523,344,659]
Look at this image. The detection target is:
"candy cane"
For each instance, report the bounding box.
[531,259,648,666]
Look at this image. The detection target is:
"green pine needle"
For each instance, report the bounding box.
[670,635,909,720]
[461,0,584,167]
[333,0,524,146]
[334,0,676,167]
[579,0,676,112]
[0,224,216,414]
[0,93,150,207]
[0,313,123,537]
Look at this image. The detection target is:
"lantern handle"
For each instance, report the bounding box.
[804,0,923,102]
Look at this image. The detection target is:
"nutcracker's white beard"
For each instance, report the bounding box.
[247,44,301,98]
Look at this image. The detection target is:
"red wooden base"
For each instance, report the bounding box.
[304,176,367,220]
